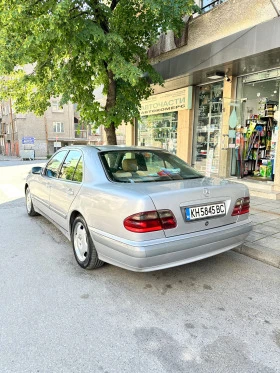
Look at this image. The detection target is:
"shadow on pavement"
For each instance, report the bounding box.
[0,197,25,209]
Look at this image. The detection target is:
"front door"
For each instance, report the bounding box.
[33,150,68,216]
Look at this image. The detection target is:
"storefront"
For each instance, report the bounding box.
[230,69,280,182]
[137,87,193,156]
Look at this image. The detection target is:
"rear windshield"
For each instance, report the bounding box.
[99,150,203,183]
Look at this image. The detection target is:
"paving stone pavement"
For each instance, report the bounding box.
[234,196,280,269]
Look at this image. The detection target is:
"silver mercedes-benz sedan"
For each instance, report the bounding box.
[25,145,252,272]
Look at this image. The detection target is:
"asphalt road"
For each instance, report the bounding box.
[0,161,280,373]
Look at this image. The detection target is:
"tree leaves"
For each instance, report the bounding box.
[0,0,197,143]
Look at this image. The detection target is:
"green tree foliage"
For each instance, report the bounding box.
[0,0,198,144]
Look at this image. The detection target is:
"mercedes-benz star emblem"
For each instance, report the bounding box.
[203,188,210,197]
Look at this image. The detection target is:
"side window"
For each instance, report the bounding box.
[45,150,68,178]
[72,158,83,183]
[59,151,82,181]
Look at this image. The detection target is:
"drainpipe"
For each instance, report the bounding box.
[9,98,15,156]
[270,0,280,16]
[44,113,48,157]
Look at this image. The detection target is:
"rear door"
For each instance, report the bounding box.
[49,150,83,231]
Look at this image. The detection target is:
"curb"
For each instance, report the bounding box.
[0,158,20,161]
[233,244,280,269]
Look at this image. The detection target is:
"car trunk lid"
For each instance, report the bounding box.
[118,178,249,238]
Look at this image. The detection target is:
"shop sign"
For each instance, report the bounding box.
[242,69,280,83]
[22,136,35,144]
[140,86,193,116]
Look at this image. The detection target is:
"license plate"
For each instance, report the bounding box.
[185,203,226,221]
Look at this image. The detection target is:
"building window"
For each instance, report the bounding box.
[4,105,9,115]
[201,0,227,13]
[51,101,63,112]
[53,122,64,133]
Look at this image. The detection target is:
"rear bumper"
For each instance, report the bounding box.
[89,220,252,272]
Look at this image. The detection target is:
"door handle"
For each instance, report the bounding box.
[66,188,74,195]
[45,182,51,188]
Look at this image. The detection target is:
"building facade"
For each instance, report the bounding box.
[126,0,280,190]
[0,99,123,158]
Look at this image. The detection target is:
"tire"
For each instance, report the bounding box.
[25,187,39,216]
[71,216,104,270]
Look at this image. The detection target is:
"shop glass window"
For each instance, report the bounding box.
[137,112,178,154]
[59,151,82,181]
[193,82,223,176]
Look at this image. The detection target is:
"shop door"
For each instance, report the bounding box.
[231,76,279,181]
[192,82,223,176]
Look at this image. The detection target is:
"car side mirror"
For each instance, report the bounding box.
[31,167,42,175]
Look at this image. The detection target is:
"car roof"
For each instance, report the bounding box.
[59,145,165,152]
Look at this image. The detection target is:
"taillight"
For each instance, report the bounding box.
[124,210,177,233]
[231,197,250,216]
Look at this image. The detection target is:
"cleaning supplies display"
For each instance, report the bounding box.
[259,160,272,178]
[237,109,277,179]
[232,75,280,181]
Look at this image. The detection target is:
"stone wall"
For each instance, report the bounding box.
[17,114,47,158]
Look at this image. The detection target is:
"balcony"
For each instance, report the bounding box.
[201,0,227,13]
[74,130,88,139]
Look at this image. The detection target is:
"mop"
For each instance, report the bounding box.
[245,131,258,160]
[254,131,261,171]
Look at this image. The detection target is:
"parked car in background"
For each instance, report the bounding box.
[25,146,252,272]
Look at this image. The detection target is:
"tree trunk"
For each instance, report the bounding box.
[104,122,117,145]
[105,70,117,145]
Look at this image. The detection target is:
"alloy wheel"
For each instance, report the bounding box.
[26,188,32,213]
[73,222,88,262]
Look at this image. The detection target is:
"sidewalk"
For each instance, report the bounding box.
[234,196,280,269]
[0,154,20,161]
